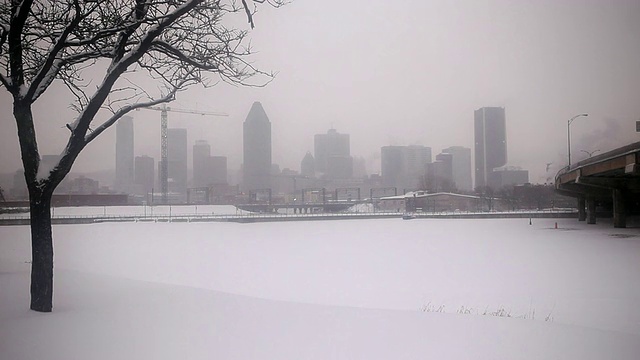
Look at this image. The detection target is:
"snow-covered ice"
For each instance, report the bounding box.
[1,216,639,359]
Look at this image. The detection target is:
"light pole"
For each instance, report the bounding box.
[567,113,588,167]
[581,149,600,158]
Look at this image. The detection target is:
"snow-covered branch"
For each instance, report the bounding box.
[24,0,83,102]
[85,90,179,143]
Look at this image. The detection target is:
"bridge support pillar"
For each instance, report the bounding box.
[577,197,586,221]
[586,197,597,224]
[613,189,626,228]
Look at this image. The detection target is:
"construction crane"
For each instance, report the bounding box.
[140,104,228,204]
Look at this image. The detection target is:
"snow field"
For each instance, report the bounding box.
[1,217,639,359]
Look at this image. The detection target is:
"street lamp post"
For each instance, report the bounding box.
[581,149,600,158]
[567,113,588,167]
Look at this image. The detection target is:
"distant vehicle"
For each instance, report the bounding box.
[402,213,416,220]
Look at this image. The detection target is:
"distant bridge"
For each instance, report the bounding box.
[555,141,640,227]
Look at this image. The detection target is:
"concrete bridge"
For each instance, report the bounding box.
[555,141,640,227]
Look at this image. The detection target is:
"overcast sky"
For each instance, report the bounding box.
[1,0,639,184]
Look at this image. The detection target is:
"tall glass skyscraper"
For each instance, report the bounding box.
[242,102,272,192]
[474,107,507,189]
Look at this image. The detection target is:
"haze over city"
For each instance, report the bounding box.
[1,0,639,185]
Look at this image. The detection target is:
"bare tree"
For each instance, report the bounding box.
[0,0,284,312]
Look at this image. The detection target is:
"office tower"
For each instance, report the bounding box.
[167,128,188,193]
[381,145,432,190]
[192,140,211,188]
[242,101,272,191]
[425,152,454,192]
[352,156,368,179]
[381,146,404,188]
[134,155,154,196]
[474,107,507,189]
[115,115,134,192]
[300,152,315,178]
[208,156,228,185]
[314,129,352,179]
[404,145,432,187]
[442,146,472,191]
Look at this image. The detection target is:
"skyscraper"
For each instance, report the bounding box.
[167,128,187,193]
[314,129,352,179]
[115,115,134,192]
[474,107,507,189]
[442,146,472,191]
[381,146,404,188]
[192,140,211,188]
[242,102,272,191]
[300,152,315,178]
[425,152,454,192]
[381,145,432,190]
[134,155,155,196]
[208,156,228,185]
[404,145,432,187]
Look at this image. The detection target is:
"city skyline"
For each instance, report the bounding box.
[1,0,639,186]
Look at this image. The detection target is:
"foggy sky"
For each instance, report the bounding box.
[1,0,639,185]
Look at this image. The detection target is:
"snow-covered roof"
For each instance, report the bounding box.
[380,192,483,201]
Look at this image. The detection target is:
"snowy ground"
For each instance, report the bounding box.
[1,216,639,359]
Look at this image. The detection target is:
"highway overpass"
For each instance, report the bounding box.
[555,141,640,228]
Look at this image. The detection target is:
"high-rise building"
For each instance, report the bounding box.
[442,146,472,191]
[134,155,154,196]
[474,107,507,189]
[192,140,211,188]
[300,152,315,178]
[167,128,188,193]
[404,145,432,187]
[381,146,404,188]
[192,140,228,187]
[115,115,134,192]
[352,156,368,179]
[381,145,432,190]
[425,152,454,192]
[208,156,228,185]
[242,102,272,191]
[314,129,352,179]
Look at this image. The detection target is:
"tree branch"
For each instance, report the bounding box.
[7,0,35,93]
[24,0,83,102]
[85,90,179,144]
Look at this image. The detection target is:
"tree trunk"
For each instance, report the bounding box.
[29,191,54,312]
